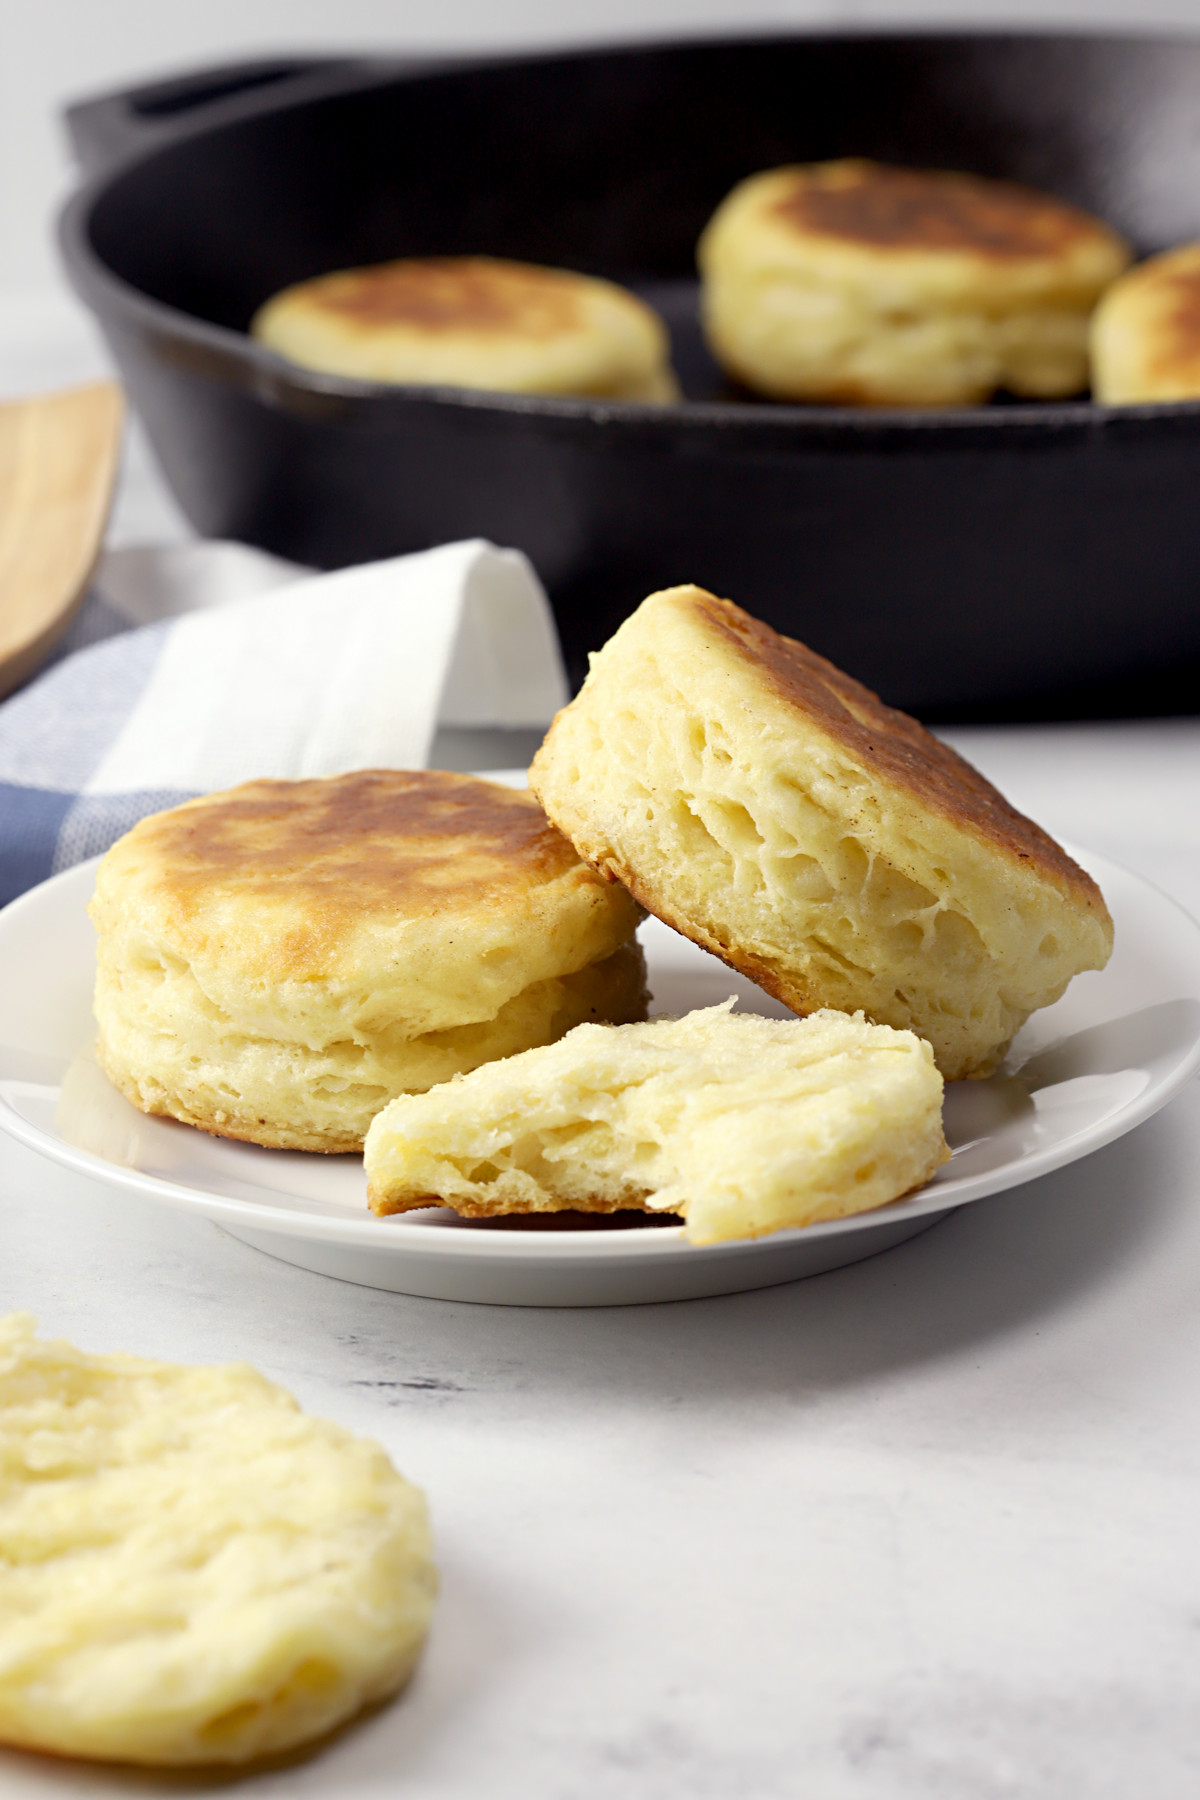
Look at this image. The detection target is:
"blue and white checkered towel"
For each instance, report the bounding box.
[0,538,568,908]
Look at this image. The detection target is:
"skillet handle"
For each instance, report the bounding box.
[63,58,369,177]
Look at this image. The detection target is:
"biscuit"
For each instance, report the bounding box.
[365,1000,948,1244]
[252,255,679,400]
[0,1314,435,1766]
[90,770,647,1151]
[697,160,1130,405]
[1090,242,1200,403]
[529,587,1113,1080]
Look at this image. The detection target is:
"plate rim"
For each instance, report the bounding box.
[1,842,1199,1265]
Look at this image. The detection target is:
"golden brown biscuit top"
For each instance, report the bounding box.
[690,594,1106,910]
[772,161,1107,260]
[130,770,584,924]
[293,258,585,340]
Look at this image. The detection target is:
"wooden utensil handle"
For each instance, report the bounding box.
[0,381,124,701]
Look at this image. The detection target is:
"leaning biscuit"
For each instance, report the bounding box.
[530,587,1113,1080]
[252,255,679,400]
[90,769,648,1152]
[365,1000,949,1245]
[698,159,1130,405]
[1090,242,1200,403]
[0,1314,435,1767]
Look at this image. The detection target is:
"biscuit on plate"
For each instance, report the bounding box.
[0,1313,435,1766]
[1090,242,1200,403]
[365,1000,949,1244]
[251,255,679,400]
[697,159,1130,405]
[90,769,647,1152]
[529,587,1113,1080]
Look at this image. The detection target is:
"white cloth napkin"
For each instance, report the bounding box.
[0,538,568,905]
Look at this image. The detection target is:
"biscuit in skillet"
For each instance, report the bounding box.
[1090,241,1200,403]
[697,159,1130,405]
[252,255,679,400]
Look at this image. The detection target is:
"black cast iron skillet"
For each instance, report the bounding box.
[60,33,1200,719]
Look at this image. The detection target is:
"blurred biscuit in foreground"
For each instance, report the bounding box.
[698,159,1130,406]
[252,255,679,400]
[1090,242,1200,403]
[366,1001,949,1245]
[529,587,1113,1080]
[0,1313,435,1766]
[90,770,647,1152]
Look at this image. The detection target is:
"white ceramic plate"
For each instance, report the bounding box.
[1,841,1198,1306]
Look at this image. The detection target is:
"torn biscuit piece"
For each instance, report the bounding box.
[365,1000,949,1245]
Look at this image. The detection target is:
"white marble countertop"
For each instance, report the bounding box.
[3,293,1200,1797]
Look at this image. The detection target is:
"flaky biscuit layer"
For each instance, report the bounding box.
[90,771,647,1150]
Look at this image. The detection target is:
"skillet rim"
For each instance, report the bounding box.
[57,27,1200,440]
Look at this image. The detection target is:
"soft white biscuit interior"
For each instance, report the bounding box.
[530,589,1113,1080]
[0,1315,436,1767]
[365,1000,949,1245]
